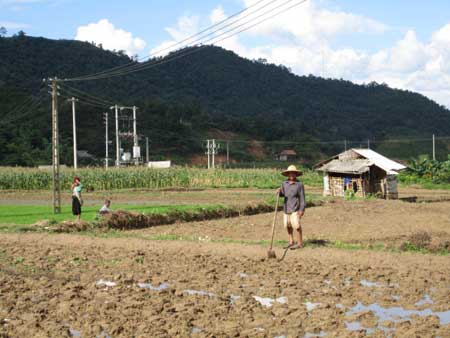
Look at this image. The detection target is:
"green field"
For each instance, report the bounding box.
[0,204,221,225]
[0,167,322,190]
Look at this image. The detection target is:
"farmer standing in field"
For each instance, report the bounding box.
[71,176,83,221]
[277,165,306,250]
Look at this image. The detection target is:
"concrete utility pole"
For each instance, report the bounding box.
[367,139,370,149]
[146,136,149,163]
[344,139,347,151]
[206,139,211,169]
[226,141,230,168]
[50,77,61,214]
[212,139,216,169]
[432,134,436,161]
[104,112,109,169]
[132,105,139,165]
[110,105,120,167]
[67,97,79,169]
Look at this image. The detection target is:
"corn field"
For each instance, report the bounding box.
[0,167,322,191]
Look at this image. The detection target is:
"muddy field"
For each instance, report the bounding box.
[0,187,449,337]
[0,234,449,338]
[129,198,450,248]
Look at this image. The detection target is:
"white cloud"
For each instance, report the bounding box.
[75,19,146,57]
[152,0,450,107]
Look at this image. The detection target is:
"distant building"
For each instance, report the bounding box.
[276,149,297,162]
[77,150,95,160]
[314,149,406,199]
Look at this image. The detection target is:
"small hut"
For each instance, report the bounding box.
[276,149,297,162]
[314,149,406,199]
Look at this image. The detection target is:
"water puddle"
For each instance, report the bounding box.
[184,289,215,298]
[137,282,169,291]
[415,294,433,306]
[191,327,202,334]
[304,331,327,337]
[97,331,112,338]
[345,321,364,331]
[253,296,287,308]
[335,303,345,309]
[230,294,240,304]
[304,301,321,311]
[69,328,81,337]
[347,301,450,325]
[345,321,394,335]
[360,279,382,288]
[96,280,116,287]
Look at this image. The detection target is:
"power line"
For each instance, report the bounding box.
[0,92,47,126]
[59,83,116,106]
[63,0,308,82]
[63,0,276,81]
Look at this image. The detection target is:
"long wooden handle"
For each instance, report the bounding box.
[269,194,280,251]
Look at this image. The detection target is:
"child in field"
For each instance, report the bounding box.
[99,199,111,215]
[71,176,83,221]
[277,165,306,250]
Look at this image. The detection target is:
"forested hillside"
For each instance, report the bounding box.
[1,34,450,165]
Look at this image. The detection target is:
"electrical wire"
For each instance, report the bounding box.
[63,0,308,82]
[64,0,277,81]
[0,93,47,126]
[59,83,115,106]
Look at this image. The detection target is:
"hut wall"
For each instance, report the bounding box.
[369,166,387,198]
[328,173,365,198]
[386,175,399,199]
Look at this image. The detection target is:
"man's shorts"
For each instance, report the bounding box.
[283,212,301,230]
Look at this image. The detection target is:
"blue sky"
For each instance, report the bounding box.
[2,0,450,106]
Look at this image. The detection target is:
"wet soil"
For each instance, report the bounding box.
[0,233,449,337]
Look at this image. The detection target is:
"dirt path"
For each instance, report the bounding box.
[127,199,450,246]
[0,233,449,337]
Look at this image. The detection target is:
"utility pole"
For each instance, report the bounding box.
[110,105,120,167]
[104,112,109,169]
[50,77,61,214]
[212,139,216,169]
[367,139,370,149]
[132,105,139,165]
[146,136,149,163]
[206,139,211,169]
[226,141,230,168]
[344,139,347,151]
[432,134,436,161]
[67,97,79,169]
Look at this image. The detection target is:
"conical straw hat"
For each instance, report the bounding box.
[282,165,302,177]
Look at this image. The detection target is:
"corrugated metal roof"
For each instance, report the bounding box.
[317,159,372,174]
[351,149,406,173]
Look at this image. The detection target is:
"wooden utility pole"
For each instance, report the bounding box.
[67,97,79,169]
[50,78,61,214]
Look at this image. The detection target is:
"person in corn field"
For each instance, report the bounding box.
[71,176,83,221]
[277,165,306,250]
